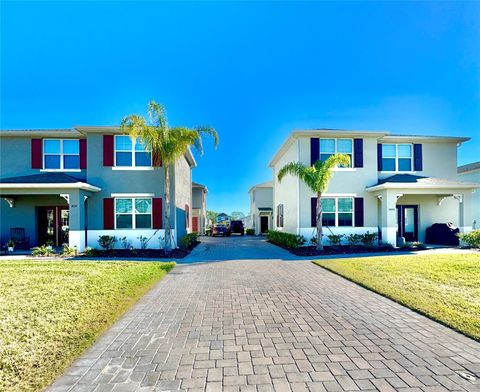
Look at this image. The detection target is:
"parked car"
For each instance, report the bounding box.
[230,220,245,235]
[211,213,231,237]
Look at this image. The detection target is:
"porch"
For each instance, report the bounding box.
[0,173,100,251]
[367,174,479,245]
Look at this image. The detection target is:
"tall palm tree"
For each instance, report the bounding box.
[121,101,218,251]
[277,154,350,250]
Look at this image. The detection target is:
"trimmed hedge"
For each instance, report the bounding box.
[458,229,480,248]
[267,230,305,249]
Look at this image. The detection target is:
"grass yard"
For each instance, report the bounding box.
[0,259,175,392]
[314,253,480,341]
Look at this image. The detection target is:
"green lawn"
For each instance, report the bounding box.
[0,259,175,392]
[314,254,480,341]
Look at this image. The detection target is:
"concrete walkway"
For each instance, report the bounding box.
[47,237,480,392]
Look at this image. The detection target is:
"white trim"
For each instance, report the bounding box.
[319,137,354,168]
[114,135,153,168]
[380,143,413,173]
[319,196,355,227]
[114,197,153,230]
[366,183,479,192]
[0,182,101,192]
[322,193,357,197]
[111,167,154,171]
[40,169,82,173]
[111,193,155,197]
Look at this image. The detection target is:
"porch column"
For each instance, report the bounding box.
[457,192,473,233]
[63,189,87,251]
[380,189,398,245]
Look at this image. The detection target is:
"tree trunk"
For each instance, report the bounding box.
[164,164,172,252]
[316,192,323,251]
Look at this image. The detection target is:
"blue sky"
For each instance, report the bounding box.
[2,1,479,214]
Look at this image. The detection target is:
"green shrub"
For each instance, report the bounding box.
[327,234,343,247]
[32,245,54,257]
[267,230,305,249]
[98,235,117,250]
[458,229,480,248]
[245,228,255,235]
[361,231,378,247]
[120,236,132,249]
[347,233,362,246]
[60,245,76,257]
[83,247,96,256]
[137,235,148,249]
[180,233,199,249]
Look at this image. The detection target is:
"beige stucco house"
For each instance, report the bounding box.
[458,161,480,230]
[192,182,208,235]
[245,181,273,235]
[268,129,479,246]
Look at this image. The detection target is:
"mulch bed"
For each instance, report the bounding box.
[79,241,200,259]
[270,242,427,257]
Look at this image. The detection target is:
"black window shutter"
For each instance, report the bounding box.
[354,197,364,227]
[354,138,363,168]
[311,197,317,227]
[310,138,319,166]
[377,143,383,171]
[414,144,423,171]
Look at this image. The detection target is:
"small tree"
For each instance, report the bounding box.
[277,154,350,250]
[121,101,218,251]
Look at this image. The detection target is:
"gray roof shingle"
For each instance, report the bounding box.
[0,172,85,184]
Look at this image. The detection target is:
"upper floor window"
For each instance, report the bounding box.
[115,197,152,229]
[115,135,151,167]
[320,139,352,167]
[322,197,353,227]
[382,144,412,172]
[44,139,80,170]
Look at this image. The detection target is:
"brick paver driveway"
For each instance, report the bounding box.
[49,237,480,392]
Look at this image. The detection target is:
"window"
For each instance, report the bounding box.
[320,139,353,167]
[115,198,152,229]
[382,144,412,172]
[320,197,353,227]
[115,135,151,167]
[276,204,284,228]
[43,139,80,170]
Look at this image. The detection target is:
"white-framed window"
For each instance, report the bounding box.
[320,138,353,167]
[43,139,80,170]
[321,197,353,227]
[276,204,284,228]
[114,135,152,167]
[382,144,412,172]
[115,197,152,229]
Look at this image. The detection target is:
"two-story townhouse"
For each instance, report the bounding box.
[192,182,207,235]
[0,127,194,251]
[245,181,273,235]
[269,130,479,245]
[458,161,480,230]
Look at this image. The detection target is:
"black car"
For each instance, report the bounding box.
[230,220,245,235]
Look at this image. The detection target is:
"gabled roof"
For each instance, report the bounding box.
[458,161,480,174]
[192,181,208,193]
[248,180,273,194]
[366,174,479,192]
[0,173,101,192]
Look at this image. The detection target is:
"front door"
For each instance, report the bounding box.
[38,207,69,247]
[192,217,199,233]
[260,216,269,234]
[397,205,418,242]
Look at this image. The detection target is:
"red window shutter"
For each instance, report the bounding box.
[80,139,87,169]
[152,151,162,167]
[152,198,163,229]
[103,198,114,229]
[103,135,114,166]
[31,139,43,169]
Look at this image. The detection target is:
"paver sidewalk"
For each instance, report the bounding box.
[48,249,480,392]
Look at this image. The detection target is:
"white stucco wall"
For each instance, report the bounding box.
[458,170,480,229]
[173,156,192,240]
[272,141,299,233]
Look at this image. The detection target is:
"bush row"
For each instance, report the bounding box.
[458,229,480,248]
[266,230,305,249]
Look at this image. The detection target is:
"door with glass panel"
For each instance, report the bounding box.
[397,205,418,242]
[37,206,70,247]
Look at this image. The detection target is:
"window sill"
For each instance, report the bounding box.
[380,171,417,174]
[332,168,357,172]
[40,169,82,172]
[112,167,155,171]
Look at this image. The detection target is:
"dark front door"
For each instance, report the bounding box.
[397,205,418,242]
[38,206,69,247]
[260,216,269,234]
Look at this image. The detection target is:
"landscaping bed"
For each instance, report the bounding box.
[283,243,426,256]
[314,254,480,341]
[0,259,175,392]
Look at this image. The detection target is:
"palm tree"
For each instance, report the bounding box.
[277,154,350,250]
[121,101,218,251]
